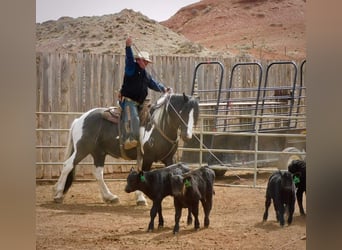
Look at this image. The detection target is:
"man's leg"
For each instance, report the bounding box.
[123,100,139,150]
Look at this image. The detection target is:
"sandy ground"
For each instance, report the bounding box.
[36,171,306,250]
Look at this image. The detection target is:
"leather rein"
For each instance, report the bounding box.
[151,95,179,160]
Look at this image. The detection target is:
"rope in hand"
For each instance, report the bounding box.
[132,40,241,180]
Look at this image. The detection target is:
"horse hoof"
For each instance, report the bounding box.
[105,197,119,204]
[136,200,147,206]
[53,197,64,203]
[103,194,119,204]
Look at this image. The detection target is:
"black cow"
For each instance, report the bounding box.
[170,166,215,234]
[124,162,191,232]
[288,159,306,215]
[263,170,296,226]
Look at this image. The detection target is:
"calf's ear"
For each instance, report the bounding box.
[138,171,146,182]
[184,177,192,188]
[183,92,189,102]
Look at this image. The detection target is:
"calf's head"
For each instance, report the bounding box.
[280,171,294,191]
[288,159,305,176]
[125,168,146,193]
[170,173,201,200]
[170,174,185,197]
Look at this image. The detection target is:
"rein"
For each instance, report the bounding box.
[149,94,179,161]
[152,120,179,163]
[151,94,179,146]
[152,119,179,145]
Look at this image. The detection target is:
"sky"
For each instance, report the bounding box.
[36,0,200,23]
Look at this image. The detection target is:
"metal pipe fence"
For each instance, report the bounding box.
[36,112,306,189]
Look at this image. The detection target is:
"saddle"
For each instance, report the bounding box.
[102,98,152,125]
[101,102,151,159]
[102,107,121,124]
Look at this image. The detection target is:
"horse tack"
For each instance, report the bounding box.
[148,94,179,162]
[102,107,121,124]
[152,119,178,146]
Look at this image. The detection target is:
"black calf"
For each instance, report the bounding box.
[288,159,306,215]
[124,162,191,232]
[263,170,296,226]
[170,166,215,234]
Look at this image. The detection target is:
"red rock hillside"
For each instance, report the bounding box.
[162,0,306,60]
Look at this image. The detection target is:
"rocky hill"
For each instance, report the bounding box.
[162,0,306,60]
[36,0,306,60]
[36,9,219,57]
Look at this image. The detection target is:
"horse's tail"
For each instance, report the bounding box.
[64,168,75,194]
[64,118,77,160]
[63,118,78,194]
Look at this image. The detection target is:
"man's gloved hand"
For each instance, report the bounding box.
[126,37,132,47]
[165,87,173,94]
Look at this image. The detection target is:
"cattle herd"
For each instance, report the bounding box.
[125,162,215,233]
[123,159,306,233]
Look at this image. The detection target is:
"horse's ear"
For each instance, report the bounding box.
[183,92,189,102]
[130,167,134,173]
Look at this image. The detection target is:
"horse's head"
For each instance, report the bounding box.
[167,93,199,141]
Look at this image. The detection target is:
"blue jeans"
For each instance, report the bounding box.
[120,98,140,142]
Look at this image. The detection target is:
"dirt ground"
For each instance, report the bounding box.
[36,172,306,250]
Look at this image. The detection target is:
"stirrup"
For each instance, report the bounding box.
[124,139,138,150]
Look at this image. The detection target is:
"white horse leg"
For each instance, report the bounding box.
[135,190,148,206]
[134,141,147,206]
[92,166,119,204]
[53,152,75,203]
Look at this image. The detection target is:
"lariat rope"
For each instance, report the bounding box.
[132,42,241,180]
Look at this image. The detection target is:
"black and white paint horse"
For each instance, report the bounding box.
[53,93,199,205]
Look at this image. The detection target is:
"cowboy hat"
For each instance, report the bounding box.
[135,51,152,63]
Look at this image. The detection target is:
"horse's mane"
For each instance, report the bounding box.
[142,93,199,128]
[139,94,169,127]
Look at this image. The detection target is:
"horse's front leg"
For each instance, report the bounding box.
[92,166,119,204]
[135,190,147,206]
[134,157,151,207]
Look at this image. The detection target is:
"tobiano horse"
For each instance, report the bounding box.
[53,93,199,205]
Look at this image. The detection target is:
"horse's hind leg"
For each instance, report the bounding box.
[53,152,75,203]
[92,166,119,204]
